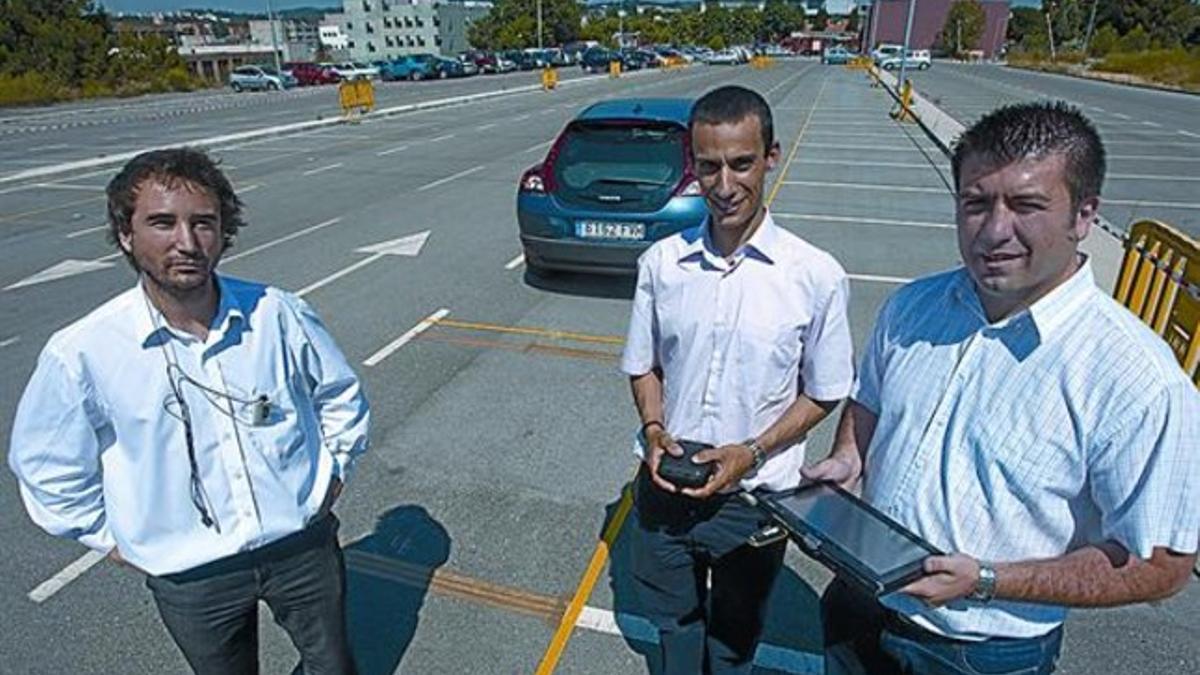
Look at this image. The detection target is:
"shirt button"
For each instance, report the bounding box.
[242,509,252,518]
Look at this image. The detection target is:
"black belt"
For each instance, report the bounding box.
[159,513,337,583]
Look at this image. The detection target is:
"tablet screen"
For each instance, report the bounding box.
[773,484,933,578]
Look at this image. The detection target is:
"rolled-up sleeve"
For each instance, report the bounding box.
[291,297,371,482]
[620,250,659,377]
[1089,381,1200,560]
[801,273,855,401]
[8,348,114,552]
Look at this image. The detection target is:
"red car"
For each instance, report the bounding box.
[282,62,341,86]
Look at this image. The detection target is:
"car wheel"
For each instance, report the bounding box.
[269,81,279,91]
[439,70,448,80]
[231,82,243,92]
[919,63,930,70]
[409,72,420,82]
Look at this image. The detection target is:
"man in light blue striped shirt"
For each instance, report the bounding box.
[806,102,1199,674]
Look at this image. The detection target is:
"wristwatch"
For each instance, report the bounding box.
[744,438,768,471]
[970,562,997,603]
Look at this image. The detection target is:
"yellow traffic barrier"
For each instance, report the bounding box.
[609,60,622,78]
[847,56,873,71]
[541,66,558,91]
[750,55,774,69]
[663,56,685,70]
[889,79,916,123]
[1114,219,1200,385]
[338,78,375,118]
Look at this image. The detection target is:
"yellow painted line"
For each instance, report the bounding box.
[535,479,636,675]
[434,318,625,346]
[765,74,829,207]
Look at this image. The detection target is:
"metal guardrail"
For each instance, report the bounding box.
[1114,219,1200,387]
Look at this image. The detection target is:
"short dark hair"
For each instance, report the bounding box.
[689,85,775,155]
[951,101,1105,208]
[106,147,245,267]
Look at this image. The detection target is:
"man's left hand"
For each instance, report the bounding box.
[679,443,755,499]
[901,554,981,607]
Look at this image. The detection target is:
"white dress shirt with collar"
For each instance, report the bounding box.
[620,213,855,492]
[9,274,370,576]
[855,260,1200,640]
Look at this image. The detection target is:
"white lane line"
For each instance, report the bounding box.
[513,114,530,122]
[0,336,19,349]
[523,139,554,154]
[32,182,105,191]
[377,144,409,156]
[1109,154,1200,162]
[1141,121,1162,128]
[28,550,107,604]
[363,308,450,367]
[237,184,261,194]
[773,212,954,229]
[849,273,913,284]
[799,143,925,153]
[1108,173,1200,182]
[66,224,107,239]
[1111,113,1131,120]
[1180,130,1200,139]
[504,253,525,270]
[417,165,485,192]
[476,123,497,131]
[224,217,342,263]
[296,255,381,298]
[95,252,123,263]
[793,158,949,170]
[302,162,343,176]
[426,133,455,143]
[781,180,946,194]
[1106,198,1200,211]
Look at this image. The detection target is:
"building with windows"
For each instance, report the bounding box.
[863,0,1009,58]
[339,0,492,60]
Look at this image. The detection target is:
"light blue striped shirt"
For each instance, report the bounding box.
[855,260,1200,640]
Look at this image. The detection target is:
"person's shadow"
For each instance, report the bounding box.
[605,485,825,674]
[341,505,452,675]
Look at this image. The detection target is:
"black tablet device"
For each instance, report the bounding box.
[750,482,942,596]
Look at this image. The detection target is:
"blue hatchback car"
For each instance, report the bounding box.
[517,98,708,274]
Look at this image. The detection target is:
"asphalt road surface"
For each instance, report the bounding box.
[1,61,1196,674]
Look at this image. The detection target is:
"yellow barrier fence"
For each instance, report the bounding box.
[889,79,916,123]
[662,56,685,70]
[847,56,873,71]
[338,78,375,118]
[1113,219,1200,386]
[541,66,558,91]
[609,60,622,78]
[750,55,774,69]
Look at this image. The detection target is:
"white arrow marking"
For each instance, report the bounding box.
[5,258,116,291]
[297,230,430,298]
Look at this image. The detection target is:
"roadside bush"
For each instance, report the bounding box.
[0,72,67,106]
[1096,48,1200,89]
[1089,25,1119,57]
[1115,25,1151,54]
[163,66,196,91]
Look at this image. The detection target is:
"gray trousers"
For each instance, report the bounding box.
[145,514,355,675]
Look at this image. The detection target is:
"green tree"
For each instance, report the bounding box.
[811,8,829,32]
[940,0,986,57]
[467,0,582,50]
[1115,23,1151,53]
[1088,24,1119,56]
[1007,7,1043,46]
[761,0,803,43]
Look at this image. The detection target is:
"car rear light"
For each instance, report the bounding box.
[520,167,546,193]
[675,129,702,197]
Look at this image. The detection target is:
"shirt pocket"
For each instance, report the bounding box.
[247,383,311,467]
[736,318,802,401]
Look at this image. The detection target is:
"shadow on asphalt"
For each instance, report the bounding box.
[339,505,451,675]
[600,484,824,674]
[523,268,637,300]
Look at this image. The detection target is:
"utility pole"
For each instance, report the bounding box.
[265,0,282,74]
[1045,2,1057,62]
[537,0,543,50]
[1082,0,1099,56]
[898,0,916,90]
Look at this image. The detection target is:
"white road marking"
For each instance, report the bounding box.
[513,114,530,121]
[32,182,104,191]
[1107,173,1200,182]
[426,133,455,143]
[798,143,925,153]
[302,162,343,176]
[66,224,108,239]
[849,273,913,284]
[295,230,429,297]
[1180,130,1200,139]
[504,253,525,270]
[28,550,107,604]
[793,158,948,170]
[1142,121,1162,128]
[377,144,410,156]
[363,308,450,366]
[1106,198,1200,211]
[224,217,342,263]
[773,212,954,229]
[781,180,946,194]
[1111,113,1131,120]
[417,164,485,191]
[0,336,19,349]
[297,256,382,298]
[523,139,554,154]
[1109,154,1200,162]
[237,184,261,194]
[476,123,497,131]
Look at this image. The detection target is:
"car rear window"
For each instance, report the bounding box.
[552,121,686,210]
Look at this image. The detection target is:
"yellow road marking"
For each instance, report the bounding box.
[766,74,829,207]
[434,318,625,346]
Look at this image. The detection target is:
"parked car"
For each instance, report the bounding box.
[706,49,741,65]
[436,56,477,78]
[282,61,341,85]
[821,46,855,65]
[516,98,707,275]
[580,47,618,73]
[331,61,379,80]
[871,43,904,64]
[463,51,515,74]
[380,53,441,81]
[229,65,296,92]
[879,49,932,70]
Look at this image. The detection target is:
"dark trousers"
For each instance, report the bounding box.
[145,514,356,675]
[631,470,786,675]
[821,577,1063,675]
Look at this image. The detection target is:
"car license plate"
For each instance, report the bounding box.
[575,221,645,240]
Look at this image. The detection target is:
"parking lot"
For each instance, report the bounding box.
[1,60,1197,674]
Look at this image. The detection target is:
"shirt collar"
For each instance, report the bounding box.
[952,256,1095,337]
[678,210,780,271]
[135,273,244,348]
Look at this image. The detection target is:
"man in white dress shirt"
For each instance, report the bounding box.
[620,85,855,674]
[806,102,1199,674]
[9,148,369,674]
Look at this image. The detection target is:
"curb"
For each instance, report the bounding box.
[0,68,661,186]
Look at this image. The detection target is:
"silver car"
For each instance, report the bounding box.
[229,65,296,92]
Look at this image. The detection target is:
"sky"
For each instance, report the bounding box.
[97,0,1043,14]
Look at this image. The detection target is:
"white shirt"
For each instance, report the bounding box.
[620,214,855,491]
[856,261,1200,640]
[8,275,370,576]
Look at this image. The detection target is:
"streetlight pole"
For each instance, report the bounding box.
[265,0,282,74]
[898,0,916,90]
[618,10,626,49]
[1082,0,1099,56]
[537,0,543,51]
[1045,2,1058,62]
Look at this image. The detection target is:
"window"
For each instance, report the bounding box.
[366,22,374,33]
[362,1,372,12]
[384,17,392,28]
[367,42,376,52]
[552,121,687,213]
[386,36,394,47]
